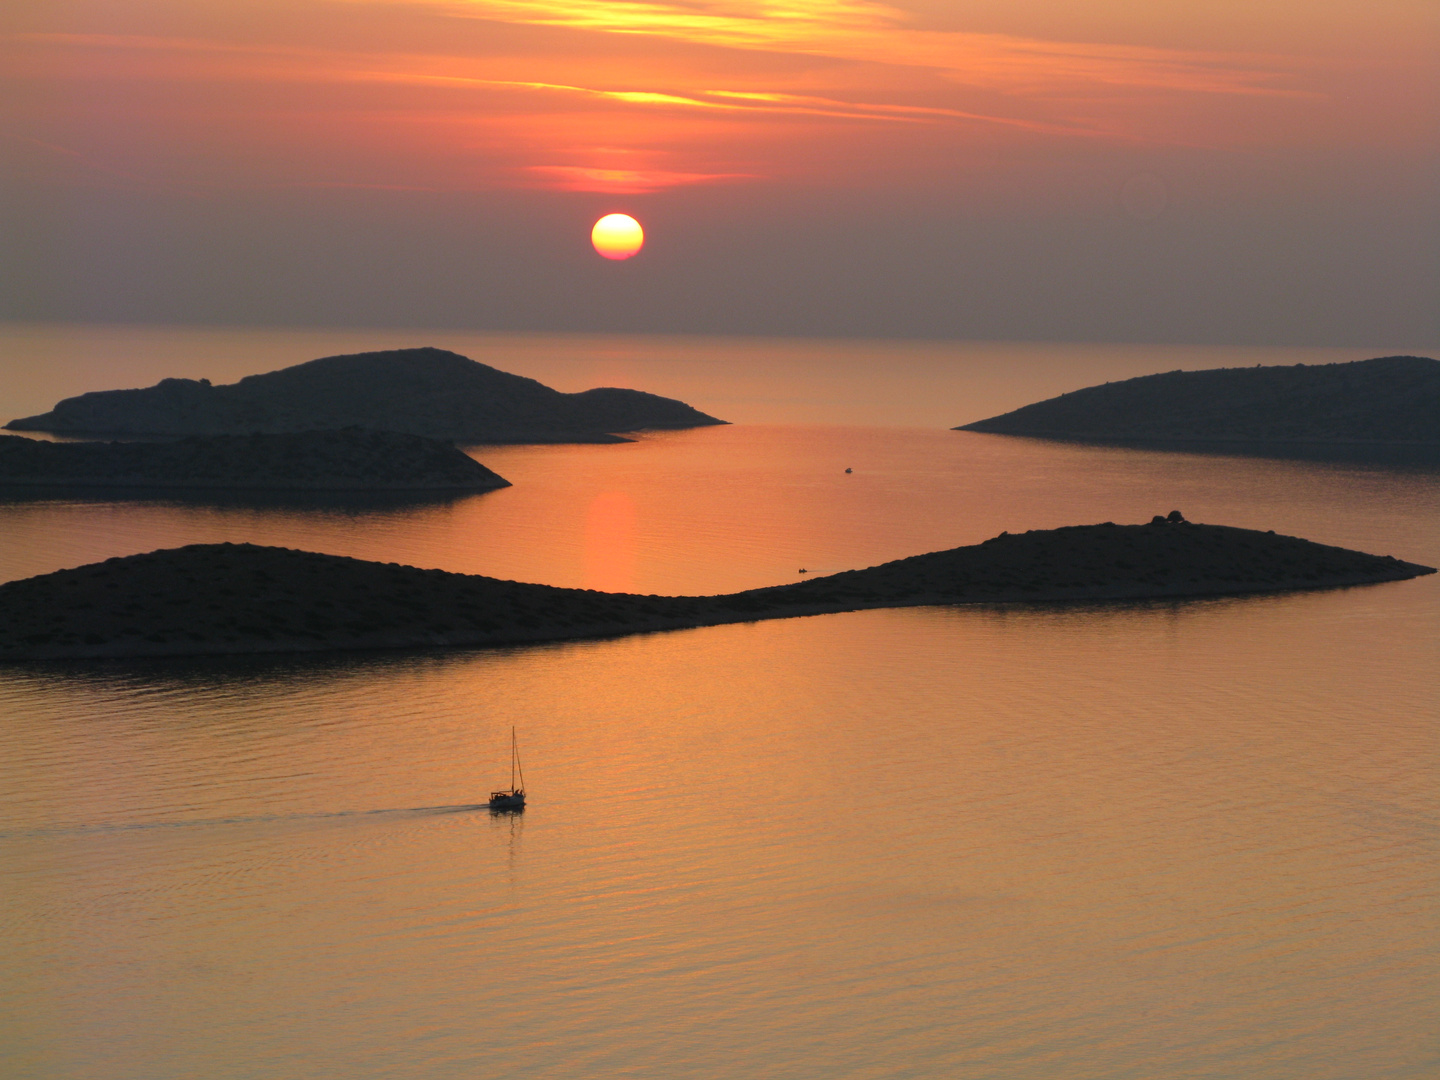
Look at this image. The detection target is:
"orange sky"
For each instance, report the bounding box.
[1,0,1436,342]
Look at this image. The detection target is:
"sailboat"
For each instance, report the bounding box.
[488,727,526,810]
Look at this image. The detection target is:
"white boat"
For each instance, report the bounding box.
[488,726,526,810]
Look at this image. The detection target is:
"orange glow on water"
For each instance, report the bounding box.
[591,214,645,260]
[582,490,637,590]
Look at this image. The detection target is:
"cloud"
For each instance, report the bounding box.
[414,0,1309,97]
[524,164,756,192]
[0,1,1426,201]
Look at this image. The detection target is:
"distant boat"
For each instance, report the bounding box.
[488,726,526,810]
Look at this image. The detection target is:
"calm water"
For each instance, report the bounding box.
[1,328,1437,1079]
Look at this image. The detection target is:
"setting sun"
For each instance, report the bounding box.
[591,214,645,260]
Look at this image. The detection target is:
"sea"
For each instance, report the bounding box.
[1,324,1436,1080]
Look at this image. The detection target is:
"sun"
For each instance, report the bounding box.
[591,214,644,260]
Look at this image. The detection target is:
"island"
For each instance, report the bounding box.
[0,429,510,492]
[5,346,727,444]
[1,514,1430,660]
[955,356,1440,444]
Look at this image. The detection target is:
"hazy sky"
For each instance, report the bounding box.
[3,0,1436,345]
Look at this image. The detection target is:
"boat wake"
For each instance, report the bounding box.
[0,803,491,840]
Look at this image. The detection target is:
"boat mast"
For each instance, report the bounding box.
[512,726,526,792]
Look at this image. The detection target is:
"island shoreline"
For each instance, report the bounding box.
[1,520,1431,662]
[8,572,1428,664]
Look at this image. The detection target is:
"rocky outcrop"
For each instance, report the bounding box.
[0,519,1429,660]
[956,356,1440,444]
[5,347,727,443]
[0,429,510,491]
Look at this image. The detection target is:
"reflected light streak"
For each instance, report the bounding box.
[582,491,638,592]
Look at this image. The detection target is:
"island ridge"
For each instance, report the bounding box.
[0,515,1430,660]
[5,346,727,444]
[0,428,510,492]
[957,356,1440,444]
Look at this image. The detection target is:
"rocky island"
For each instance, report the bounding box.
[0,428,510,492]
[0,515,1430,660]
[956,356,1439,444]
[5,347,727,444]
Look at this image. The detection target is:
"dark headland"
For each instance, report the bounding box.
[5,347,727,444]
[0,429,510,492]
[1,516,1430,661]
[956,356,1440,444]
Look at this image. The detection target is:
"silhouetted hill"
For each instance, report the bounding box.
[0,429,510,491]
[5,347,727,443]
[956,356,1440,443]
[1,517,1429,659]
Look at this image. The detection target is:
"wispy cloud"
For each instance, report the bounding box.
[525,165,756,192]
[0,2,1347,198]
[416,0,1307,98]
